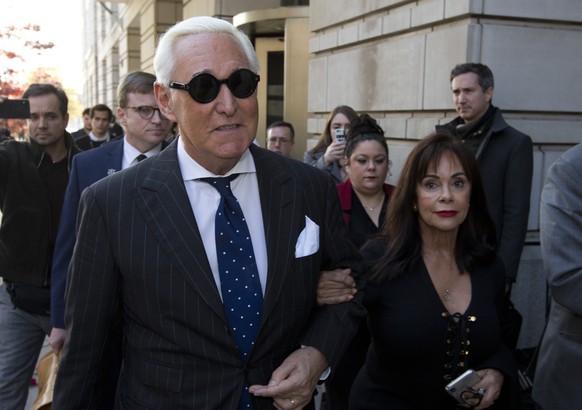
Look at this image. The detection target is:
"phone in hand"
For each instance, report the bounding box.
[0,99,30,119]
[445,369,483,405]
[335,128,346,143]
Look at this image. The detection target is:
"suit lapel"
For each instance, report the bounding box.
[133,144,305,328]
[251,146,302,325]
[135,142,227,322]
[105,138,124,172]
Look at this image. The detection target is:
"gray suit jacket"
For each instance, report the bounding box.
[533,143,582,409]
[53,142,365,409]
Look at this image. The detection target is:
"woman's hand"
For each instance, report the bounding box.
[316,268,356,305]
[473,368,504,409]
[323,140,346,167]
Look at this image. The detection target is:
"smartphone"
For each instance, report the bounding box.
[444,369,483,404]
[335,128,346,143]
[0,99,30,119]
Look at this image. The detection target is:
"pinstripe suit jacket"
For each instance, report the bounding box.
[53,141,365,409]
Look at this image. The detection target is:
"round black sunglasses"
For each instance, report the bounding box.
[169,68,260,104]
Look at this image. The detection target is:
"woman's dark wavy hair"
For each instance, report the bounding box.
[371,131,497,282]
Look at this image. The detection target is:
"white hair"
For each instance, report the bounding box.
[153,16,260,86]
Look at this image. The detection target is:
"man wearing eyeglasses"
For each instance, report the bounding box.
[266,120,295,157]
[54,16,364,410]
[50,71,172,407]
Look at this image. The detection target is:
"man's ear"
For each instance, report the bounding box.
[154,83,177,122]
[117,106,127,127]
[485,86,493,103]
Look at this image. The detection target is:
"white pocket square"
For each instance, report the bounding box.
[295,216,319,258]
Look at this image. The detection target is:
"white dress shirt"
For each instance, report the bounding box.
[122,138,163,169]
[177,137,268,299]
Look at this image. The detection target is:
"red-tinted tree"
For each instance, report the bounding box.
[1,24,57,139]
[0,23,55,97]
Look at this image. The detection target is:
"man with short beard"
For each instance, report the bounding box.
[0,84,80,409]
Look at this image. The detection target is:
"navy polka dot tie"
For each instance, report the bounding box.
[201,174,263,409]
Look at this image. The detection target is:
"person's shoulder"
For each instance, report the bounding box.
[74,135,91,149]
[304,148,322,160]
[0,138,19,149]
[0,138,35,156]
[560,142,582,164]
[492,110,531,140]
[104,134,124,145]
[547,143,582,179]
[436,117,460,132]
[71,128,86,139]
[74,138,121,162]
[75,134,89,142]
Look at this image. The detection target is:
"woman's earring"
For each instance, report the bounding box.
[413,204,418,212]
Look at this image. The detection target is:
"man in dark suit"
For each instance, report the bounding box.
[53,16,364,410]
[49,70,173,352]
[50,72,172,407]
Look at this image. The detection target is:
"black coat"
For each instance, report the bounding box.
[0,133,79,285]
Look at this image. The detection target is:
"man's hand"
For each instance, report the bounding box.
[49,327,67,354]
[249,346,328,409]
[317,268,356,305]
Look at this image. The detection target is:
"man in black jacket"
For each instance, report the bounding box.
[436,64,533,352]
[436,63,533,292]
[0,84,80,409]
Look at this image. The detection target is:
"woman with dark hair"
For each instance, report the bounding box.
[349,131,518,409]
[304,105,358,183]
[318,113,395,410]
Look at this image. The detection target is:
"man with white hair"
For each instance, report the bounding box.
[54,16,364,410]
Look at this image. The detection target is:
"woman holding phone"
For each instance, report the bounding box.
[304,105,357,183]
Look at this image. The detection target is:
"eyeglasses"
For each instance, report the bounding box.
[267,137,292,145]
[169,69,260,104]
[126,106,167,120]
[460,387,485,408]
